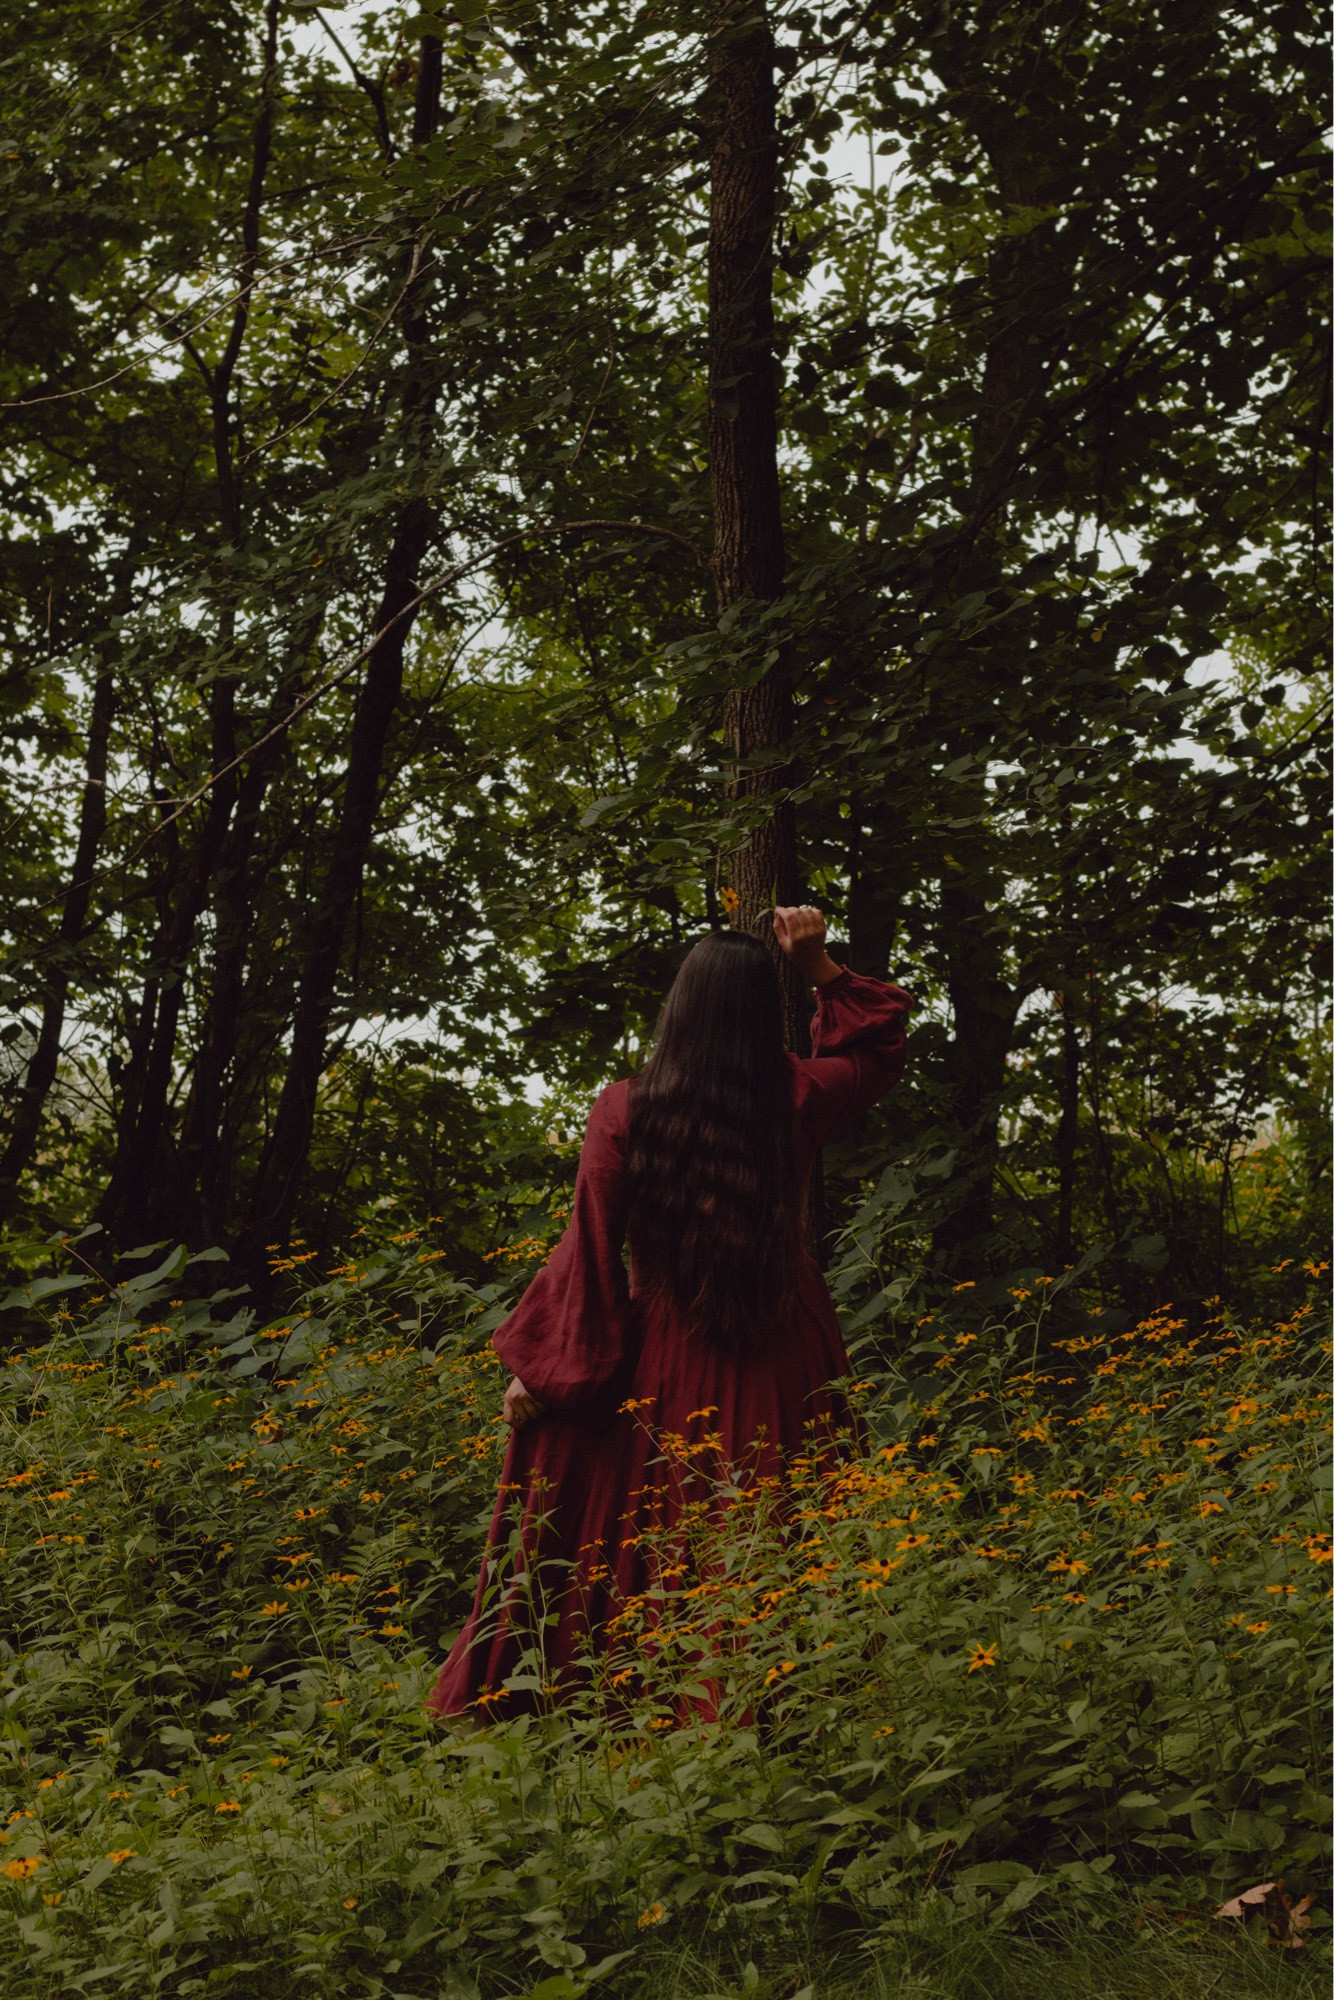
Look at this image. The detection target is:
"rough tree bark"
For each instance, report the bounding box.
[706,4,806,1052]
[0,669,117,1211]
[235,36,444,1277]
[97,0,281,1245]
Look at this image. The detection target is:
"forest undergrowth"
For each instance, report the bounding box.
[0,1232,1327,1998]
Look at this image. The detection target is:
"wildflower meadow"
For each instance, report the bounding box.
[2,0,1327,1991]
[0,1231,1326,1998]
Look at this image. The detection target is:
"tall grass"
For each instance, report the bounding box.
[0,1236,1326,1996]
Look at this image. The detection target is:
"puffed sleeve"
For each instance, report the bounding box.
[796,967,913,1145]
[491,1084,636,1413]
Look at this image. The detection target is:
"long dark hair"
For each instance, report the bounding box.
[626,931,798,1351]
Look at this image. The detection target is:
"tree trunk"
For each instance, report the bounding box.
[1053,842,1079,1266]
[0,670,117,1210]
[706,4,805,1051]
[931,871,1018,1271]
[847,821,898,982]
[928,43,1073,1278]
[236,38,443,1278]
[174,617,323,1242]
[98,687,240,1241]
[1054,988,1079,1266]
[97,0,280,1246]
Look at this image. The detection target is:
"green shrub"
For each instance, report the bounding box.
[0,1238,1326,1996]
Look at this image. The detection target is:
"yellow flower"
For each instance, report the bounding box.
[1245,1621,1269,1635]
[214,1801,242,1814]
[106,1849,134,1864]
[260,1601,285,1617]
[230,1666,252,1681]
[3,1857,40,1879]
[860,1557,900,1582]
[637,1900,666,1928]
[966,1644,997,1673]
[207,1733,230,1746]
[381,1623,406,1637]
[343,1896,358,1909]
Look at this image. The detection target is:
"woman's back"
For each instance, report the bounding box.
[427,914,912,1718]
[490,956,912,1413]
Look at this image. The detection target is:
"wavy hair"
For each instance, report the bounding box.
[626,931,798,1351]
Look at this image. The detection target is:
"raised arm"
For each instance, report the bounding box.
[773,904,846,990]
[776,905,913,1143]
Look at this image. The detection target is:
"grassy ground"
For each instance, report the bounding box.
[621,1920,1325,1999]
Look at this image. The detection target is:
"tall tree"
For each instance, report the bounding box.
[236,33,445,1272]
[96,0,283,1244]
[0,666,116,1205]
[706,3,805,1045]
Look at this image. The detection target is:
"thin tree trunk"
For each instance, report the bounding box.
[97,0,281,1244]
[927,48,1072,1278]
[932,869,1018,1269]
[1055,988,1079,1266]
[174,616,323,1241]
[0,670,117,1209]
[847,821,898,981]
[706,4,805,1050]
[1086,979,1121,1246]
[236,37,444,1276]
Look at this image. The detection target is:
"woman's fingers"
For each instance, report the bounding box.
[502,1376,544,1428]
[774,904,824,953]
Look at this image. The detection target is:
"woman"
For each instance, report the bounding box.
[426,906,912,1718]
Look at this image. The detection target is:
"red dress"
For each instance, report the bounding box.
[426,967,912,1718]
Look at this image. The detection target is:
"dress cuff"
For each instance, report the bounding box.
[814,964,851,995]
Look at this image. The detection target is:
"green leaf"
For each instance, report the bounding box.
[0,1274,89,1308]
